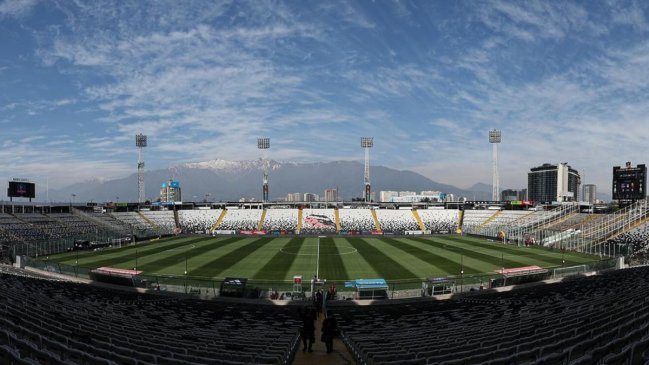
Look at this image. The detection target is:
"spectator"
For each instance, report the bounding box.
[321,312,338,354]
[300,307,316,352]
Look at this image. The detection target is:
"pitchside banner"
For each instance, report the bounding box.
[239,230,267,235]
[213,230,236,235]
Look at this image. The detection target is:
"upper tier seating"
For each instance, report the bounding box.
[140,210,176,233]
[262,209,298,231]
[218,209,263,231]
[179,209,222,234]
[417,209,458,233]
[338,209,375,232]
[375,209,419,233]
[301,209,337,233]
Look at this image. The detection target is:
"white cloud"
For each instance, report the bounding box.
[0,0,38,17]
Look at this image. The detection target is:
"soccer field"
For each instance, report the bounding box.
[47,235,601,284]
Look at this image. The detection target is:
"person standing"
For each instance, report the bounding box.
[321,312,338,354]
[300,307,316,352]
[315,289,323,317]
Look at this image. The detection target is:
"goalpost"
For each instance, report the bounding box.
[553,264,587,278]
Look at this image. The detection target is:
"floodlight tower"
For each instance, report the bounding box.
[258,138,270,202]
[361,137,374,202]
[136,134,147,204]
[489,129,501,201]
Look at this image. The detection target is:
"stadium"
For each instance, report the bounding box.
[4,2,649,365]
[2,188,649,364]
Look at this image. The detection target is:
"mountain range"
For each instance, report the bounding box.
[42,159,499,203]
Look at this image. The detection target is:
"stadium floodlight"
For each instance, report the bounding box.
[489,129,501,202]
[361,137,373,148]
[361,137,373,202]
[257,138,270,202]
[257,138,270,149]
[136,134,148,204]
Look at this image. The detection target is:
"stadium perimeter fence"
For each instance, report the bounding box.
[20,256,616,301]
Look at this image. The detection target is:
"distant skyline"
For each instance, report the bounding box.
[1,1,649,196]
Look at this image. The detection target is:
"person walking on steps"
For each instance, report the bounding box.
[300,307,316,352]
[321,311,338,354]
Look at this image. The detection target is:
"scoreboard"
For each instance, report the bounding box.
[613,163,647,201]
[7,180,36,199]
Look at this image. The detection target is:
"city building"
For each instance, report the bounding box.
[528,163,581,204]
[303,193,319,202]
[380,191,399,202]
[582,184,597,204]
[324,188,339,202]
[286,193,302,202]
[160,179,181,202]
[380,190,447,203]
[501,189,527,202]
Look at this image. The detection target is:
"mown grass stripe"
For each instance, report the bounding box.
[254,238,305,280]
[189,237,274,278]
[55,236,210,268]
[411,236,532,269]
[49,236,183,262]
[382,237,482,275]
[318,238,349,281]
[344,237,417,280]
[139,236,244,273]
[435,236,592,267]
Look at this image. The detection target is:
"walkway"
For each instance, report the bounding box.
[292,313,354,365]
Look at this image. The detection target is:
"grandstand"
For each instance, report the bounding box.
[0,268,301,365]
[262,208,298,232]
[417,209,458,233]
[334,265,649,364]
[2,200,649,364]
[374,209,420,233]
[178,209,221,234]
[216,208,263,231]
[338,208,376,232]
[300,208,337,234]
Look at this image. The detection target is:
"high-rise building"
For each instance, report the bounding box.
[528,163,581,203]
[500,189,527,201]
[159,179,181,202]
[583,184,597,204]
[303,193,319,202]
[324,188,338,202]
[501,189,519,202]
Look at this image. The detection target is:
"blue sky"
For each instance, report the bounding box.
[1,0,649,196]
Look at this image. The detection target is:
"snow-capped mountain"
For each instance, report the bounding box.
[45,160,493,203]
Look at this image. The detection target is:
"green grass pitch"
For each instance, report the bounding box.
[46,235,601,285]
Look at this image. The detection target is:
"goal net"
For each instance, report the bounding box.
[553,264,587,278]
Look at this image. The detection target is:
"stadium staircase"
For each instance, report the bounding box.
[211,209,227,231]
[370,209,381,231]
[574,199,649,250]
[411,209,426,231]
[478,210,501,230]
[137,211,160,231]
[457,210,465,234]
[334,209,341,233]
[70,208,130,236]
[536,210,580,231]
[257,208,267,231]
[173,209,180,229]
[296,208,303,233]
[291,313,354,365]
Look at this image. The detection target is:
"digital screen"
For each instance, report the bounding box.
[7,181,35,198]
[613,165,647,200]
